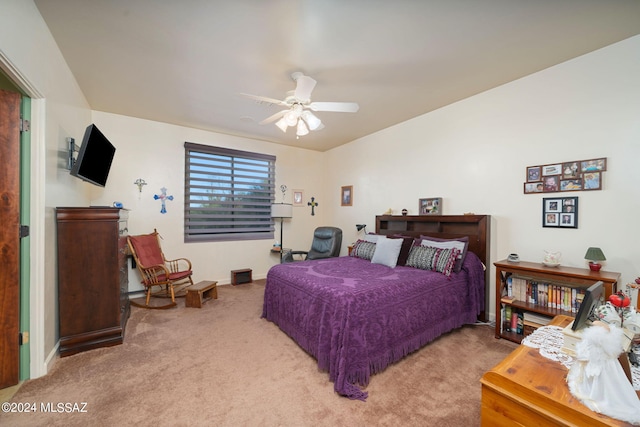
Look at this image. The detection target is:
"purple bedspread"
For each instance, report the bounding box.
[261,252,485,400]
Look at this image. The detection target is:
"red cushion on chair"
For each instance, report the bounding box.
[129,233,164,267]
[156,270,193,282]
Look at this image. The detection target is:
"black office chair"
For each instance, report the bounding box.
[281,226,343,263]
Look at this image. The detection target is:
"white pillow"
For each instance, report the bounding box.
[371,236,403,268]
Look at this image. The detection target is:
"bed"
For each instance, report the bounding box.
[262,214,490,400]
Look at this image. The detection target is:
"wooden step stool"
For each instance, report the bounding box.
[185,280,218,308]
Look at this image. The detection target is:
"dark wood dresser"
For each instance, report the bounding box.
[56,207,130,357]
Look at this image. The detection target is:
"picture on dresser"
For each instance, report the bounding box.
[419,197,442,215]
[542,196,578,228]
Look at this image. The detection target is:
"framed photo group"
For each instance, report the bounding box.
[542,196,578,229]
[524,157,606,194]
[419,197,442,215]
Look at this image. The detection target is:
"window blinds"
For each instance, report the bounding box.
[184,142,276,242]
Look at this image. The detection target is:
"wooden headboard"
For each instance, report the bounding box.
[376,214,491,320]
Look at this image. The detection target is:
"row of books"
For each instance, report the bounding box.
[504,276,586,313]
[501,306,552,335]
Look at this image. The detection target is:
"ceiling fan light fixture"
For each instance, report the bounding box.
[296,120,309,137]
[284,109,299,127]
[301,110,322,131]
[275,117,288,132]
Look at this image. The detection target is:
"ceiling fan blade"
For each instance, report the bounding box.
[308,102,360,113]
[239,93,287,107]
[259,110,288,125]
[293,75,317,103]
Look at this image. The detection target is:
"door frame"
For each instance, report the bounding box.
[0,51,47,380]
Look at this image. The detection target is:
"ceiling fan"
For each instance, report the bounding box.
[241,72,359,137]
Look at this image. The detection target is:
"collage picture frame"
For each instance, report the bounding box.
[542,196,578,229]
[524,157,606,194]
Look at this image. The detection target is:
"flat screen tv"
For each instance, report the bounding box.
[70,124,116,187]
[572,281,604,331]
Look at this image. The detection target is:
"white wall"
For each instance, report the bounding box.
[87,112,327,291]
[325,35,640,320]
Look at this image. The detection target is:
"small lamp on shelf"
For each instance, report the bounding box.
[584,247,606,272]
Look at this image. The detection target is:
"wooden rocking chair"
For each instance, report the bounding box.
[127,229,194,309]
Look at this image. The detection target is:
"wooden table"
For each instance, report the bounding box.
[480,315,634,426]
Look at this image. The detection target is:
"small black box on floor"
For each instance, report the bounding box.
[231,268,252,285]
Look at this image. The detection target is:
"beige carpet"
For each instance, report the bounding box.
[0,281,516,426]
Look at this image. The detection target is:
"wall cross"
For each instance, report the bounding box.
[307,197,318,216]
[154,187,174,214]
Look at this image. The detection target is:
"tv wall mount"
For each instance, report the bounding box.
[67,137,79,171]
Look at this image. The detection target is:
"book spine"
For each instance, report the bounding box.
[511,308,518,332]
[516,312,524,335]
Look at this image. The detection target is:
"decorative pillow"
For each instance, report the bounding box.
[391,234,414,266]
[363,233,381,243]
[350,239,377,260]
[406,245,460,277]
[371,236,404,268]
[418,235,469,273]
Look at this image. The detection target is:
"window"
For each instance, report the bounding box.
[184,142,275,242]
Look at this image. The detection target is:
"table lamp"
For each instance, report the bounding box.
[356,224,367,235]
[272,203,293,262]
[584,247,606,272]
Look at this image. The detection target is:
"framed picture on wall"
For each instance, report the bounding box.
[341,186,353,206]
[582,172,601,190]
[542,196,578,228]
[581,158,607,172]
[292,189,304,206]
[527,166,541,182]
[419,197,442,215]
[524,182,544,194]
[542,164,562,176]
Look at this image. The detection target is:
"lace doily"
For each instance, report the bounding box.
[522,325,640,390]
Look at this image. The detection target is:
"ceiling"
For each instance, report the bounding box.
[34,0,640,152]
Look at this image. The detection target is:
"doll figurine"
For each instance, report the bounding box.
[567,321,640,424]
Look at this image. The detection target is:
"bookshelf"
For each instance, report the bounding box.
[494,259,620,343]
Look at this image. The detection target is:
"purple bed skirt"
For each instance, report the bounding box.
[261,253,485,400]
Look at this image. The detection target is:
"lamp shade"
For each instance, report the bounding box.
[296,119,309,136]
[271,203,293,218]
[301,110,322,131]
[584,247,606,262]
[275,117,288,133]
[356,224,367,233]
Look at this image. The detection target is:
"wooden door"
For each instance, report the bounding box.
[0,89,21,388]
